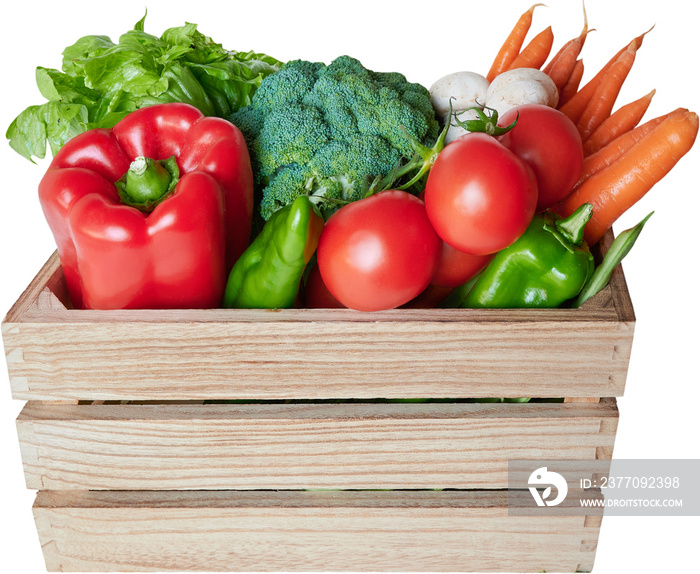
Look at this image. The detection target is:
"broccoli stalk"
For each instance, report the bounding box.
[367,118,451,196]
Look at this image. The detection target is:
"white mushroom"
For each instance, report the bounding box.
[429,71,490,117]
[485,68,559,109]
[485,80,552,117]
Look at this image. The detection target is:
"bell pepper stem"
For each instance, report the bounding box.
[542,203,593,254]
[555,203,593,246]
[116,155,180,212]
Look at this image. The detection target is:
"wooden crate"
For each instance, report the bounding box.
[2,231,635,572]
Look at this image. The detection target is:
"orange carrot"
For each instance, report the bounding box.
[559,27,653,123]
[559,59,585,106]
[583,89,656,155]
[507,26,555,71]
[575,39,639,142]
[575,110,676,187]
[555,110,698,245]
[545,30,590,90]
[543,5,590,87]
[487,4,544,82]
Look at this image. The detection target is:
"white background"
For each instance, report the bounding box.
[0,0,698,572]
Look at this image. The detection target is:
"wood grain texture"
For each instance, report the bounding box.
[2,255,635,401]
[597,231,635,323]
[5,318,634,401]
[17,400,617,490]
[33,490,600,572]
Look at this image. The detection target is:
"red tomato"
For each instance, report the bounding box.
[317,190,441,312]
[304,264,345,308]
[431,241,493,288]
[402,284,454,309]
[424,132,538,255]
[498,104,583,211]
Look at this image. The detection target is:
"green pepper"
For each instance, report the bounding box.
[460,203,595,308]
[223,196,324,309]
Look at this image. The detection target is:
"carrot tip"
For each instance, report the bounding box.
[636,24,656,44]
[580,0,589,36]
[526,3,546,15]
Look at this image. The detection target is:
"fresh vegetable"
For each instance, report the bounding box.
[498,104,583,211]
[7,4,696,317]
[402,284,455,309]
[423,132,538,255]
[439,271,483,309]
[574,110,676,188]
[558,59,585,106]
[506,26,554,71]
[487,4,544,82]
[304,264,345,308]
[429,71,490,144]
[559,28,651,124]
[542,14,589,92]
[230,56,439,221]
[224,196,324,309]
[583,90,655,156]
[38,103,254,309]
[430,72,489,120]
[444,108,482,145]
[317,190,441,312]
[576,39,640,142]
[460,204,595,308]
[436,59,560,145]
[573,212,653,308]
[554,109,698,245]
[430,242,493,289]
[7,14,281,162]
[485,68,559,116]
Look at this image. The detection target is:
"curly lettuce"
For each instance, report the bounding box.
[7,13,282,162]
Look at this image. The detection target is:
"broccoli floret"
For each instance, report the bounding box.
[230,55,439,220]
[255,104,330,176]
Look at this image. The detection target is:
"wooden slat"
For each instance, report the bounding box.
[17,400,617,491]
[3,252,65,323]
[33,490,600,572]
[2,242,635,401]
[3,318,634,400]
[9,252,620,323]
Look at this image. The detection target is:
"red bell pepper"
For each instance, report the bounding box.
[38,103,254,309]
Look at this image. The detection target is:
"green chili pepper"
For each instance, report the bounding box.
[223,196,324,309]
[460,203,595,308]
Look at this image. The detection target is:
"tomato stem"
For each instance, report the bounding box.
[452,105,518,137]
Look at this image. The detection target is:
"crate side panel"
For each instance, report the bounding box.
[6,318,633,400]
[18,401,618,490]
[33,490,598,572]
[3,253,64,324]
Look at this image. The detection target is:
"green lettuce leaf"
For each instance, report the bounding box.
[7,15,282,161]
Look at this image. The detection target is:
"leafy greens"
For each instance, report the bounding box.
[7,14,282,161]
